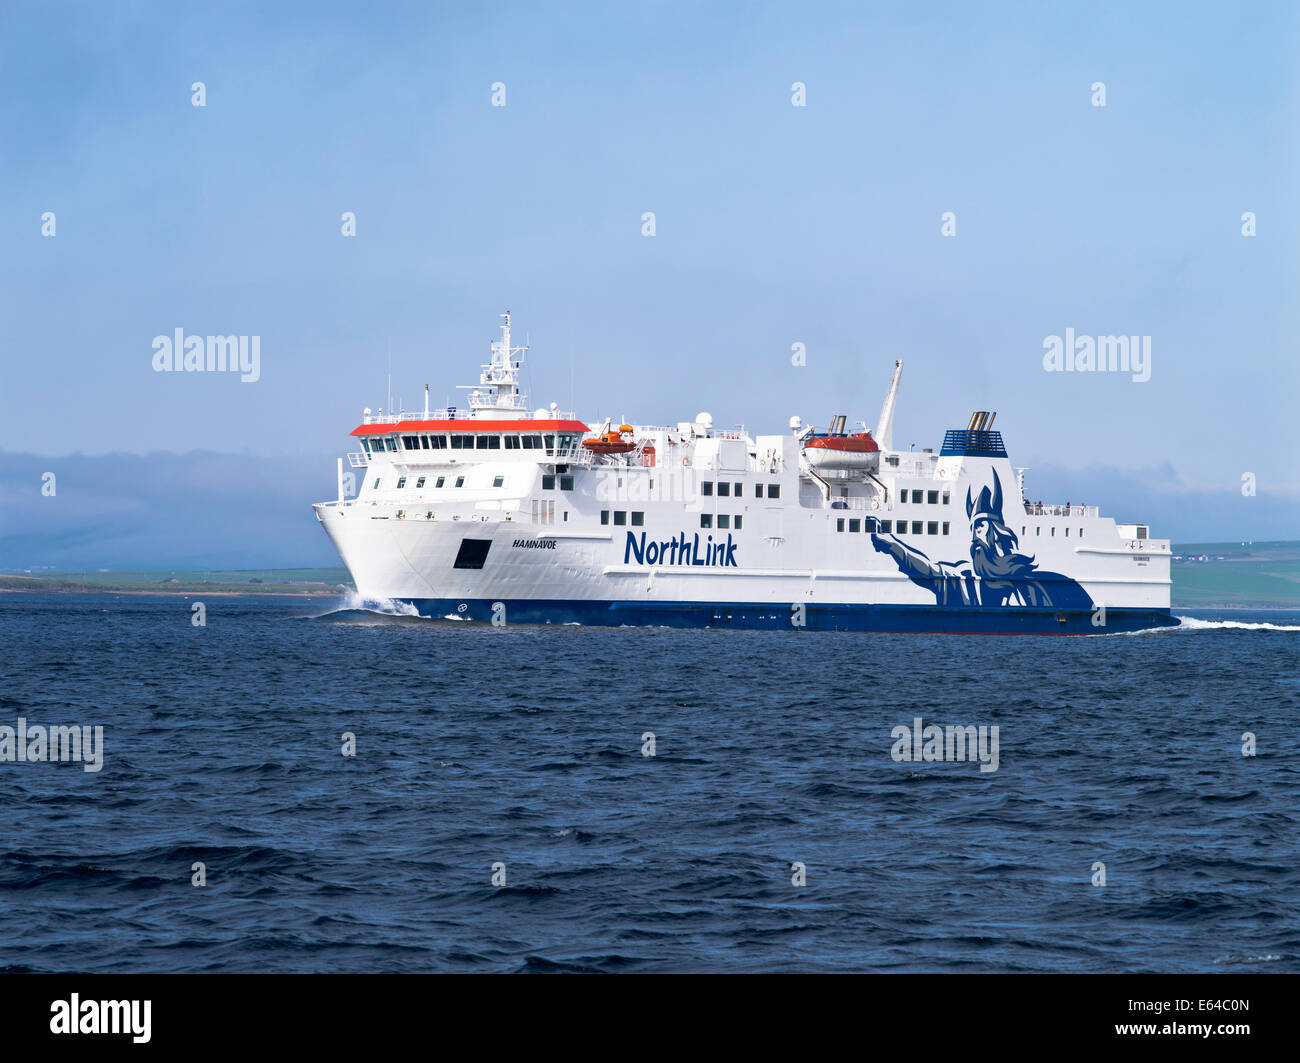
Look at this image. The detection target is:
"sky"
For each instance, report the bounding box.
[2,0,1297,568]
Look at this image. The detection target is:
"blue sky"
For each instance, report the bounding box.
[2,1,1297,567]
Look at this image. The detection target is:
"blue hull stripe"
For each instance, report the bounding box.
[406,598,1179,635]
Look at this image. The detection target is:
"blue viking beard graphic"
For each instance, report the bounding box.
[968,520,1037,580]
[966,471,1036,578]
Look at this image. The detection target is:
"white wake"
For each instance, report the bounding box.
[1175,615,1300,632]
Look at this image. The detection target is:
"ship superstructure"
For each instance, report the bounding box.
[314,315,1176,633]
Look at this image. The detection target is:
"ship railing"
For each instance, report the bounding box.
[1023,504,1098,518]
[360,407,581,425]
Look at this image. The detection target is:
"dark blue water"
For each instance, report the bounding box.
[2,593,1298,973]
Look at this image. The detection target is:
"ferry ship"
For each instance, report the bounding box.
[314,314,1177,634]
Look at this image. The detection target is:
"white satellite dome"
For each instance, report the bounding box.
[533,408,549,419]
[696,411,713,429]
[788,415,802,431]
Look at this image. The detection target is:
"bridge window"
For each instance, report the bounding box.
[416,477,426,488]
[455,476,464,487]
[385,438,397,452]
[402,436,418,450]
[544,435,555,451]
[430,435,447,449]
[396,477,406,489]
[942,492,950,505]
[601,510,609,525]
[927,491,939,504]
[755,484,763,498]
[451,434,473,449]
[701,481,713,496]
[614,511,627,526]
[767,484,780,499]
[372,478,381,489]
[632,512,644,526]
[734,515,743,530]
[493,476,504,487]
[718,514,730,529]
[522,435,538,449]
[849,518,861,533]
[505,435,521,449]
[436,477,445,488]
[700,514,712,529]
[927,521,938,535]
[718,482,730,497]
[420,435,430,449]
[559,475,574,491]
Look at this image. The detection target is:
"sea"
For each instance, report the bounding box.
[2,592,1298,973]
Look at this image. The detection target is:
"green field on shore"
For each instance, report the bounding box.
[1167,541,1300,609]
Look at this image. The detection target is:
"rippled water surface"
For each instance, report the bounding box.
[2,594,1298,972]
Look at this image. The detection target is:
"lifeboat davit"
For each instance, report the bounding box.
[803,431,880,471]
[583,426,637,455]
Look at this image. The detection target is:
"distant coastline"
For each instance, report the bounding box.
[0,570,350,598]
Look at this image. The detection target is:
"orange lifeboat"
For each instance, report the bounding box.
[582,428,636,455]
[803,431,880,471]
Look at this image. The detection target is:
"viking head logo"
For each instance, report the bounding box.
[965,470,1035,579]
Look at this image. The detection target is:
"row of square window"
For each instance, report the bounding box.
[380,474,579,491]
[841,518,951,535]
[600,510,747,530]
[601,511,646,526]
[898,489,951,505]
[701,481,781,499]
[835,517,1086,539]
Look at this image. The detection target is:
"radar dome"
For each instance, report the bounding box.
[789,415,802,431]
[696,412,713,429]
